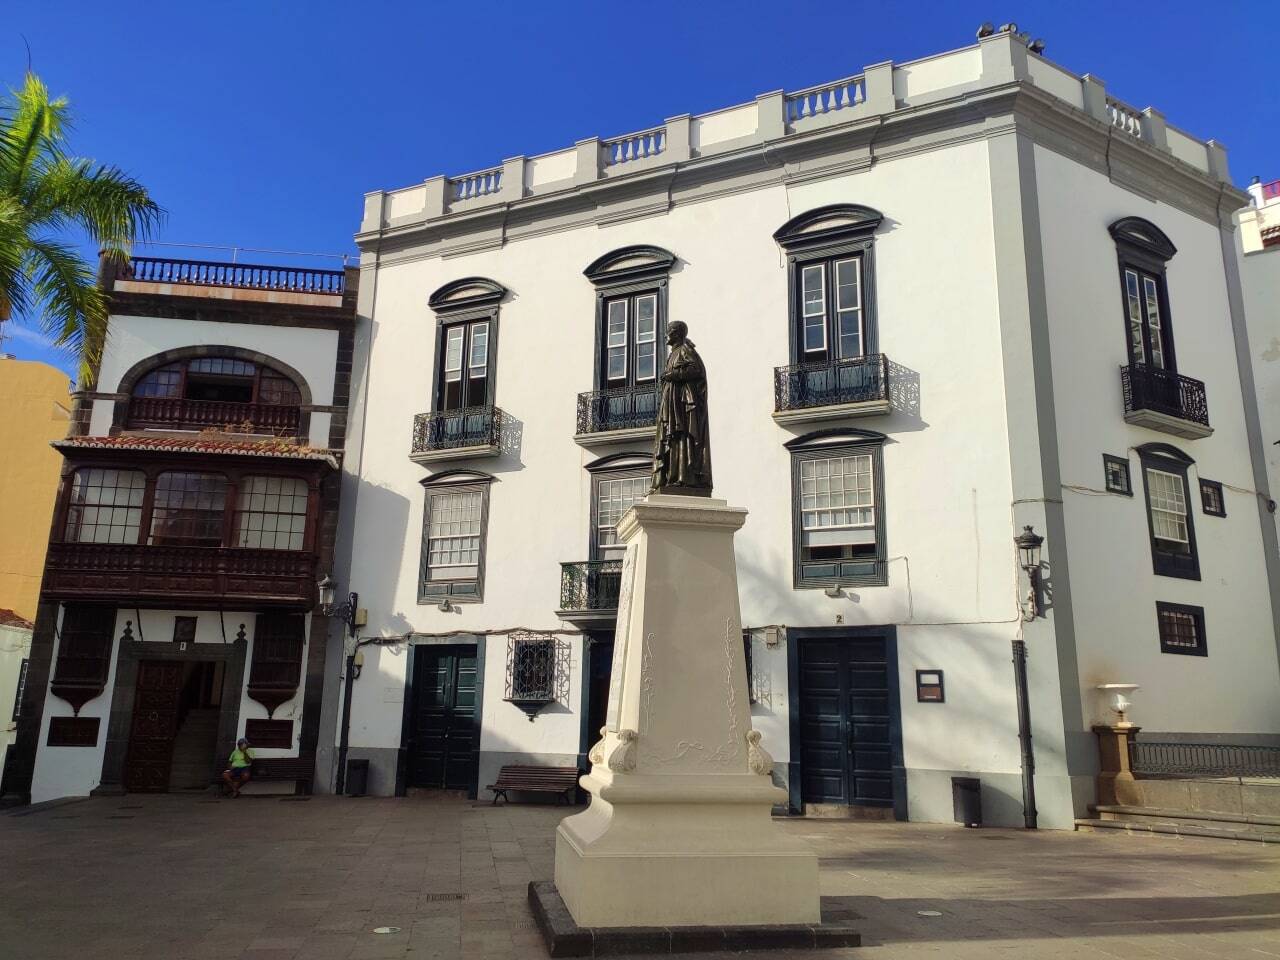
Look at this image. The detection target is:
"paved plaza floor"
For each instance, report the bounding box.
[3,793,1279,959]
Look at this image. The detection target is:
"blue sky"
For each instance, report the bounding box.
[5,0,1275,377]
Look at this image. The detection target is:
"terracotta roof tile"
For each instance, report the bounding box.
[0,608,34,629]
[52,435,339,468]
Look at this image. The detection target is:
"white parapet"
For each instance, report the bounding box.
[554,494,820,928]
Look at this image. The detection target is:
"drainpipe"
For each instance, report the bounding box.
[1012,638,1038,829]
[333,637,369,796]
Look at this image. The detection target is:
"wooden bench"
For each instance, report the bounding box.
[487,765,579,805]
[248,758,313,795]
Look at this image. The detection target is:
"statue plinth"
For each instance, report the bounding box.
[554,494,820,928]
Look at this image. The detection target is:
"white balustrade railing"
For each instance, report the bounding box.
[449,167,503,201]
[1107,98,1143,138]
[603,127,665,167]
[786,75,865,124]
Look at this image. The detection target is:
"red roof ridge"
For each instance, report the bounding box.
[52,434,340,467]
[0,608,34,629]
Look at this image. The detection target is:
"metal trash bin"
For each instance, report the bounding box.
[346,758,370,797]
[952,776,981,827]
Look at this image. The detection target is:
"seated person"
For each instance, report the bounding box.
[222,738,253,797]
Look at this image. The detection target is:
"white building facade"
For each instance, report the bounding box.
[5,259,357,804]
[328,33,1279,828]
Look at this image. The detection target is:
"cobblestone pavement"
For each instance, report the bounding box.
[3,794,1280,959]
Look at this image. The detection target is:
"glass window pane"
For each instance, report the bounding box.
[802,265,825,317]
[469,322,489,370]
[426,489,484,580]
[235,476,308,551]
[596,475,648,548]
[1143,276,1164,369]
[1125,270,1145,363]
[444,327,464,379]
[149,472,228,547]
[66,469,146,543]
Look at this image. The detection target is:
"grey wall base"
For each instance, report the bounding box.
[478,750,583,803]
[906,768,1092,830]
[339,747,401,797]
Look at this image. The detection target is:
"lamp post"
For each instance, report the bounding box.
[320,575,364,795]
[1012,525,1043,830]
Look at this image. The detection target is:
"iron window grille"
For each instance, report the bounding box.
[504,632,568,720]
[1156,602,1207,657]
[1102,454,1132,496]
[1199,479,1226,518]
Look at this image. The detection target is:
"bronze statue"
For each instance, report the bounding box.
[652,320,712,496]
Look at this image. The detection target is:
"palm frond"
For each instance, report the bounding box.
[36,157,164,248]
[24,235,107,380]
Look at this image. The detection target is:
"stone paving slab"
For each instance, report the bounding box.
[2,794,1279,959]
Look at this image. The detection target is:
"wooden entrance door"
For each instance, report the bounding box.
[407,647,478,790]
[798,636,894,807]
[123,660,184,793]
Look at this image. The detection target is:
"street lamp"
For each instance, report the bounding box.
[318,575,361,638]
[1015,525,1044,620]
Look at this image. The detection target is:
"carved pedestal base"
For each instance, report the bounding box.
[553,495,820,928]
[1093,724,1142,807]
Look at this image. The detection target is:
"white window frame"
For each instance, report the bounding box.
[801,264,827,354]
[1146,468,1189,544]
[833,257,864,360]
[634,294,657,382]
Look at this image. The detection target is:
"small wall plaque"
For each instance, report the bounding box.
[916,670,944,703]
[47,716,101,747]
[173,616,197,644]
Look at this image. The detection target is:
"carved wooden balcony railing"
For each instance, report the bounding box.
[559,560,623,615]
[43,542,317,608]
[118,256,346,294]
[410,406,503,461]
[1120,364,1211,439]
[127,396,301,435]
[774,353,890,417]
[575,384,659,436]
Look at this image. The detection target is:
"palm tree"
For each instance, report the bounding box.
[0,73,163,382]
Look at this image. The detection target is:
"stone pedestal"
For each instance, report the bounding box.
[554,495,821,928]
[1093,724,1142,806]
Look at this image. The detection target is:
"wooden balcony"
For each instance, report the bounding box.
[42,542,317,608]
[410,406,504,464]
[127,396,301,436]
[574,384,659,446]
[772,354,891,424]
[1121,364,1212,439]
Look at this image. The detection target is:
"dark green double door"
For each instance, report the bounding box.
[407,647,478,790]
[798,636,894,807]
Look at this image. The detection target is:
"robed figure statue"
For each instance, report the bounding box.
[652,321,713,496]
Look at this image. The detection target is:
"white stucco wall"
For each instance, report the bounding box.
[1034,144,1280,736]
[90,314,340,448]
[344,140,1039,820]
[29,606,310,803]
[1239,239,1280,553]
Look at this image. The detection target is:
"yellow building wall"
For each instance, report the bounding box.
[0,358,71,620]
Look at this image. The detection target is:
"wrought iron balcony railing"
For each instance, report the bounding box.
[127,396,301,435]
[1121,364,1209,429]
[774,353,889,413]
[411,406,503,455]
[559,560,623,612]
[576,384,659,435]
[1130,740,1280,779]
[118,256,346,295]
[42,542,316,607]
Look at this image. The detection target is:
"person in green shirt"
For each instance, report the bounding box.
[222,738,253,797]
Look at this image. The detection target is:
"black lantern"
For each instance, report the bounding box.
[1015,525,1044,575]
[318,575,360,637]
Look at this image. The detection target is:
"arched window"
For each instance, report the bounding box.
[127,355,304,434]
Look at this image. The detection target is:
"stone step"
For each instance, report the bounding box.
[1075,816,1280,843]
[1093,804,1280,828]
